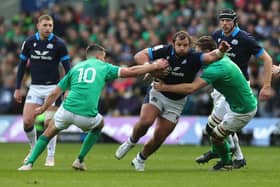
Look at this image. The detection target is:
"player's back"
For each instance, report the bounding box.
[202,56,257,113]
[60,58,119,117]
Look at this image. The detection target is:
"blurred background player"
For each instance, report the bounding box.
[195,8,273,168]
[14,14,71,167]
[17,43,168,171]
[154,36,258,170]
[115,31,230,171]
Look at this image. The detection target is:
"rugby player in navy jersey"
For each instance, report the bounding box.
[14,14,71,167]
[195,9,273,168]
[115,31,231,171]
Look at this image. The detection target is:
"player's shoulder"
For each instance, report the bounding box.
[52,34,67,46]
[212,29,223,38]
[235,29,254,40]
[24,34,37,43]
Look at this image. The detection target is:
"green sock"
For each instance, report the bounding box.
[27,135,50,165]
[211,144,219,154]
[213,140,232,164]
[78,129,101,162]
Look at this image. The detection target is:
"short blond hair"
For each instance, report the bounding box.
[38,14,53,23]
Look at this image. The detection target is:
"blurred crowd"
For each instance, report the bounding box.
[0,0,279,117]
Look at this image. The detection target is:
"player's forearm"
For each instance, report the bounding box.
[161,83,194,94]
[120,63,158,77]
[41,87,62,112]
[203,49,224,64]
[261,52,272,87]
[15,61,27,89]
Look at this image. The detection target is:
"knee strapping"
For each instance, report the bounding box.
[213,125,228,139]
[206,115,221,135]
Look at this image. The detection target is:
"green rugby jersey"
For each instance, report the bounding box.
[201,56,257,113]
[58,57,119,116]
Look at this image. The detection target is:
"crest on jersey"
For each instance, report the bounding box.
[47,43,54,49]
[231,39,238,45]
[166,56,170,60]
[33,42,37,47]
[218,38,221,43]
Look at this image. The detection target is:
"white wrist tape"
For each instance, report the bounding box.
[215,49,224,58]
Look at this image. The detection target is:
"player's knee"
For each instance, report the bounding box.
[211,125,230,144]
[206,114,221,136]
[138,116,154,128]
[23,117,35,127]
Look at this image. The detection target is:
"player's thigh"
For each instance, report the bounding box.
[73,113,103,132]
[220,109,257,134]
[53,106,73,130]
[23,103,41,125]
[211,96,229,120]
[155,117,176,139]
[138,103,161,124]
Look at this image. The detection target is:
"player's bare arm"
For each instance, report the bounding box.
[134,48,150,65]
[119,58,168,78]
[153,77,208,95]
[258,50,273,101]
[202,41,231,64]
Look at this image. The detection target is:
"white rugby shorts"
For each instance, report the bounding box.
[54,105,103,132]
[148,88,187,124]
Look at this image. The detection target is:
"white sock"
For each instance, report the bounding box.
[227,134,235,150]
[25,127,37,149]
[136,153,145,163]
[233,133,244,160]
[128,137,136,145]
[47,135,57,157]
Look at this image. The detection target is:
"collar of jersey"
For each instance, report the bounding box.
[222,26,240,37]
[35,32,54,41]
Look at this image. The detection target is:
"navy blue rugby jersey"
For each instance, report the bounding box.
[18,32,70,87]
[212,27,264,80]
[148,44,203,100]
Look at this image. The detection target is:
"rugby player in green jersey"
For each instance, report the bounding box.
[153,36,257,171]
[18,44,168,171]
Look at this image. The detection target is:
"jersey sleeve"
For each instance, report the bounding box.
[200,63,220,85]
[246,34,264,58]
[58,71,71,91]
[193,51,204,65]
[105,63,120,81]
[148,44,169,61]
[19,40,29,61]
[58,42,71,62]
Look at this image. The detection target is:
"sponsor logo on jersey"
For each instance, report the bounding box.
[31,50,53,60]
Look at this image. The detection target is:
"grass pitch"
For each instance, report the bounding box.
[0,143,279,187]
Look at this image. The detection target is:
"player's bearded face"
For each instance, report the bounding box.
[37,20,54,39]
[174,38,190,57]
[220,18,235,35]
